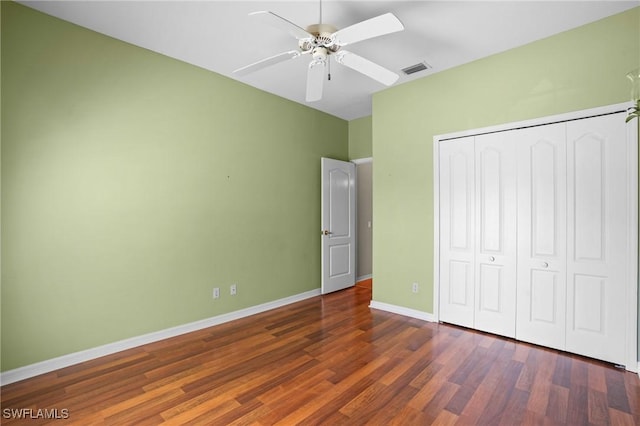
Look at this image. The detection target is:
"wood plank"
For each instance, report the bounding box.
[566,384,589,425]
[474,360,523,425]
[458,337,517,420]
[546,383,569,423]
[609,407,637,426]
[526,347,558,415]
[444,384,476,415]
[552,355,572,388]
[498,388,529,426]
[588,389,611,426]
[422,381,459,423]
[588,361,608,393]
[605,365,632,413]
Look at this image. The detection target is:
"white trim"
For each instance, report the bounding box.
[433,101,638,372]
[356,274,372,283]
[369,300,436,322]
[434,102,631,142]
[351,157,372,165]
[625,114,638,373]
[0,289,321,385]
[433,138,441,323]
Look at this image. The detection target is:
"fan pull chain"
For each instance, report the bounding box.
[328,57,331,81]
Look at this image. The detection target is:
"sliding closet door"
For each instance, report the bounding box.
[473,132,517,338]
[515,124,567,350]
[439,137,475,328]
[566,112,629,366]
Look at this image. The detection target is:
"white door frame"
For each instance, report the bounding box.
[433,102,638,372]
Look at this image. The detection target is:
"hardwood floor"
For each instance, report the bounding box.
[355,278,372,290]
[2,286,639,425]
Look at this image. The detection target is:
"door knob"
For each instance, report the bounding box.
[489,256,495,262]
[542,262,549,268]
[322,230,332,235]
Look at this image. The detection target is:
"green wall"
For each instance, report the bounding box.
[372,8,640,315]
[1,2,348,371]
[348,116,372,160]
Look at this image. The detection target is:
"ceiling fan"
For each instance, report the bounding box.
[233,3,404,102]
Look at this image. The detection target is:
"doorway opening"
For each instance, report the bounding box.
[353,158,372,291]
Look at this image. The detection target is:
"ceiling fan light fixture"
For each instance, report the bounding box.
[312,47,328,62]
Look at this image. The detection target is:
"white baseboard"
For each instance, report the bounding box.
[369,300,436,322]
[356,274,372,283]
[0,289,321,386]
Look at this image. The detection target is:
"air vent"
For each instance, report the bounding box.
[402,62,431,75]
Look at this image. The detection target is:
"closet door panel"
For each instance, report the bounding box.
[515,124,567,350]
[566,112,628,365]
[474,133,517,338]
[439,137,475,328]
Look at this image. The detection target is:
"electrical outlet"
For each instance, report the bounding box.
[213,287,220,299]
[412,282,419,293]
[230,284,237,296]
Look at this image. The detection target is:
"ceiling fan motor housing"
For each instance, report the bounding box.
[299,23,340,54]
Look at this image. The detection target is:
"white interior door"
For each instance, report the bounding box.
[321,158,356,294]
[438,137,475,328]
[473,132,517,338]
[516,124,567,350]
[565,113,629,365]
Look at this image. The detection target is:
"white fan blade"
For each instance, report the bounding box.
[306,60,326,102]
[335,51,399,86]
[331,13,404,47]
[249,11,314,40]
[234,50,300,76]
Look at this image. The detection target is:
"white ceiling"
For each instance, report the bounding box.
[19,1,639,121]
